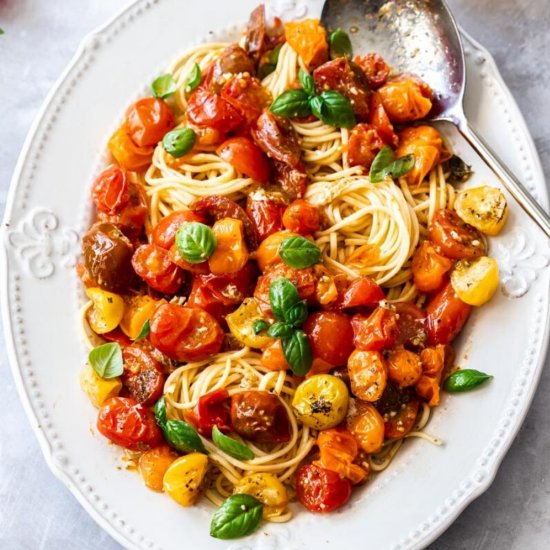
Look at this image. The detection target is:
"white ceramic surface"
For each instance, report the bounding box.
[1,0,549,549]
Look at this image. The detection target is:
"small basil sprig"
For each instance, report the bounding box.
[210,494,263,539]
[369,146,415,183]
[133,319,150,341]
[89,343,123,379]
[285,300,308,327]
[299,68,315,96]
[253,319,269,334]
[163,127,196,158]
[185,63,202,93]
[175,221,217,263]
[151,73,177,99]
[329,29,353,59]
[280,236,322,269]
[212,426,254,460]
[443,369,493,393]
[282,330,312,377]
[267,322,294,339]
[270,89,311,118]
[269,278,299,322]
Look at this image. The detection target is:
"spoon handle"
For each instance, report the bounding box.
[456,122,550,238]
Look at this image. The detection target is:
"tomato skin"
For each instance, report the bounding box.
[169,245,210,274]
[353,53,390,89]
[352,307,399,351]
[246,192,286,242]
[152,210,206,250]
[121,346,165,406]
[185,388,231,438]
[217,137,271,183]
[187,89,243,134]
[245,4,267,61]
[131,244,184,294]
[412,240,454,293]
[125,97,174,147]
[272,160,308,200]
[368,92,398,147]
[97,397,162,451]
[91,165,129,215]
[303,311,354,367]
[282,199,320,235]
[296,463,352,513]
[429,209,486,260]
[207,45,256,90]
[394,302,427,349]
[426,282,471,346]
[347,123,385,169]
[101,327,132,347]
[108,126,154,172]
[186,278,235,322]
[374,383,420,438]
[377,75,433,123]
[337,277,384,309]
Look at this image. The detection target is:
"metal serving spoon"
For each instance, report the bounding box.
[321,0,550,237]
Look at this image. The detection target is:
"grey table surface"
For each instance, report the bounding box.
[1,1,549,549]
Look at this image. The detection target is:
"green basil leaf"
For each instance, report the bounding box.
[0,28,4,36]
[447,155,473,184]
[164,419,207,453]
[369,145,395,182]
[285,300,308,328]
[185,63,202,93]
[282,330,312,376]
[269,44,283,65]
[88,343,123,379]
[163,127,196,158]
[253,319,269,335]
[269,278,299,322]
[299,68,315,96]
[153,396,168,429]
[175,221,217,263]
[310,90,356,128]
[266,322,294,339]
[151,73,177,99]
[443,369,493,393]
[280,236,322,269]
[329,29,353,59]
[133,319,150,341]
[210,494,263,539]
[211,426,255,461]
[270,89,311,118]
[258,44,283,79]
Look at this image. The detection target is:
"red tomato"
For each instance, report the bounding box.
[282,199,320,235]
[169,245,210,274]
[429,209,486,260]
[272,160,308,200]
[187,89,243,134]
[216,137,270,183]
[338,277,384,309]
[369,92,398,147]
[348,123,385,169]
[374,383,420,438]
[149,303,224,361]
[352,307,399,351]
[194,262,257,306]
[125,98,174,147]
[394,302,427,349]
[296,463,352,513]
[91,165,129,215]
[252,111,301,167]
[121,346,165,406]
[411,240,454,292]
[99,182,148,238]
[303,311,354,367]
[425,282,471,345]
[97,397,162,451]
[185,388,231,438]
[220,74,272,127]
[245,4,267,61]
[186,278,235,321]
[246,192,286,241]
[353,53,390,89]
[101,327,132,347]
[152,210,206,250]
[131,244,184,294]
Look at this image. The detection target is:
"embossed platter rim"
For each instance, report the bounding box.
[1,1,549,549]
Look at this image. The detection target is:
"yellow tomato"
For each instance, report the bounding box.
[79,363,121,407]
[163,453,208,507]
[292,375,349,430]
[450,256,500,306]
[234,473,289,518]
[454,186,508,235]
[255,230,299,272]
[226,298,274,349]
[138,446,178,492]
[120,295,162,339]
[85,287,125,335]
[208,218,249,275]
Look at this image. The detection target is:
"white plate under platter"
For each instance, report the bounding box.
[1,0,549,548]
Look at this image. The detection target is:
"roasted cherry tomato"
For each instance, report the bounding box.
[303,311,354,367]
[217,137,270,183]
[234,473,289,519]
[193,261,256,305]
[351,307,399,351]
[411,240,454,293]
[425,282,471,346]
[296,463,352,513]
[121,346,165,406]
[377,75,433,123]
[247,191,286,241]
[450,256,500,306]
[138,445,178,492]
[429,209,486,260]
[101,327,132,347]
[231,391,291,443]
[394,302,427,349]
[186,88,243,134]
[416,345,446,406]
[338,277,384,309]
[386,347,423,388]
[374,383,420,438]
[454,186,508,236]
[120,295,163,340]
[255,230,299,272]
[91,165,129,215]
[97,396,162,451]
[185,388,231,438]
[261,339,289,371]
[208,217,249,275]
[245,4,267,61]
[348,123,384,169]
[272,160,308,200]
[186,277,235,321]
[353,53,390,88]
[282,199,320,235]
[108,126,155,171]
[369,91,398,146]
[207,44,256,90]
[152,210,206,250]
[169,245,210,274]
[284,19,328,70]
[131,244,184,294]
[347,400,385,453]
[348,350,387,402]
[125,97,174,147]
[149,303,224,361]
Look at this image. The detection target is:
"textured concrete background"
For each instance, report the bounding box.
[0,1,548,548]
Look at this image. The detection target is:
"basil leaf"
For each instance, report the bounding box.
[299,68,315,96]
[151,73,177,99]
[253,319,269,334]
[369,146,415,182]
[282,330,312,376]
[285,300,308,327]
[269,278,299,322]
[269,44,283,65]
[280,236,322,269]
[443,369,493,393]
[210,494,263,540]
[133,319,150,341]
[266,322,294,339]
[258,44,283,79]
[0,28,4,36]
[163,127,196,158]
[185,63,202,93]
[310,91,356,128]
[386,154,415,179]
[164,419,206,453]
[270,89,311,118]
[175,221,217,263]
[212,426,254,460]
[88,343,123,379]
[447,155,473,184]
[329,29,353,59]
[153,396,168,428]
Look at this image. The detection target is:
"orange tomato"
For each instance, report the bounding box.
[416,345,446,406]
[125,97,174,147]
[386,347,423,387]
[347,401,385,454]
[282,199,320,235]
[384,399,420,439]
[120,295,164,340]
[261,340,289,371]
[411,240,454,293]
[255,230,300,272]
[108,126,154,171]
[377,76,432,123]
[284,19,328,70]
[347,349,387,402]
[351,307,399,352]
[208,218,249,275]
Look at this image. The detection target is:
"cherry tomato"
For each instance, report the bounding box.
[337,277,384,309]
[186,277,235,322]
[348,123,385,169]
[252,111,301,167]
[108,126,154,171]
[131,244,184,294]
[282,199,320,235]
[411,240,454,292]
[353,53,390,89]
[152,210,206,250]
[185,388,231,438]
[348,350,387,402]
[220,74,272,127]
[425,282,471,346]
[216,137,270,183]
[246,191,286,241]
[261,340,289,371]
[121,346,165,406]
[149,303,224,361]
[296,463,352,513]
[126,98,174,147]
[101,327,132,347]
[352,307,399,351]
[97,396,162,451]
[369,91,398,146]
[169,245,210,274]
[416,345,446,406]
[230,391,291,443]
[394,302,427,349]
[272,160,308,200]
[374,383,420,438]
[91,165,129,215]
[347,400,385,452]
[194,262,257,305]
[245,4,266,61]
[377,75,433,123]
[429,209,486,260]
[303,311,354,367]
[207,45,256,90]
[187,89,243,134]
[386,347,422,388]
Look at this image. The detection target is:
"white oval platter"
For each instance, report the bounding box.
[1,0,549,549]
